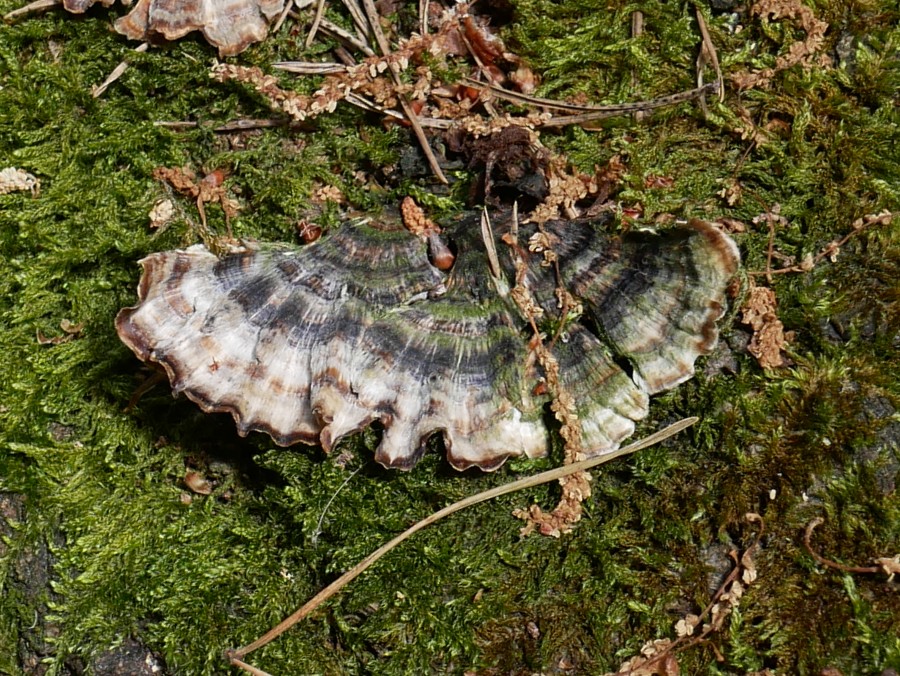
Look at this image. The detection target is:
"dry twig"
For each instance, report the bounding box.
[804,517,900,579]
[748,210,893,277]
[225,417,699,674]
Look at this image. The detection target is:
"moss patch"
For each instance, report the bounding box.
[0,1,898,674]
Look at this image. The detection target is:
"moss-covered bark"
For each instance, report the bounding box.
[0,1,898,674]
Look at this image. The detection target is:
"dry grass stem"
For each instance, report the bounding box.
[3,0,59,21]
[226,417,699,670]
[92,42,149,98]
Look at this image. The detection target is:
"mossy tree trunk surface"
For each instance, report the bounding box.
[1,1,898,674]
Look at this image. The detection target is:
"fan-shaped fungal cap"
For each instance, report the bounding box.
[58,0,285,56]
[116,212,739,471]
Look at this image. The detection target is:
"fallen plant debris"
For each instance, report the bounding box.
[731,0,830,91]
[498,208,593,536]
[740,209,894,369]
[152,165,241,246]
[603,513,766,676]
[90,42,149,98]
[295,218,323,244]
[0,166,40,195]
[226,418,699,675]
[147,198,176,230]
[751,209,894,277]
[804,517,900,581]
[741,282,789,370]
[36,319,84,345]
[455,121,601,222]
[309,182,345,205]
[214,1,719,188]
[183,469,213,496]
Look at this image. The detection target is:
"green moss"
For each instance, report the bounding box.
[1,1,898,674]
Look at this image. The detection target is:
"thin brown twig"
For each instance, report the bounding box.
[358,0,448,182]
[343,92,451,128]
[340,0,374,49]
[464,78,717,114]
[154,108,451,131]
[747,210,892,277]
[695,6,724,107]
[458,37,499,118]
[803,517,882,574]
[614,513,765,676]
[271,0,295,33]
[154,118,297,132]
[225,417,699,668]
[542,85,717,127]
[124,370,168,412]
[765,214,776,284]
[485,84,719,128]
[631,11,645,123]
[229,656,273,676]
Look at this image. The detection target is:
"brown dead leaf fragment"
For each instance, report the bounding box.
[153,165,240,233]
[644,174,674,189]
[584,154,627,215]
[296,220,322,244]
[741,283,788,369]
[37,319,84,345]
[459,14,536,93]
[732,0,829,90]
[184,470,213,495]
[153,166,200,196]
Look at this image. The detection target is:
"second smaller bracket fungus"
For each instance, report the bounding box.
[56,0,285,56]
[116,211,739,472]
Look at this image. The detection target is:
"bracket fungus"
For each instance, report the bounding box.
[116,211,739,471]
[53,0,285,56]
